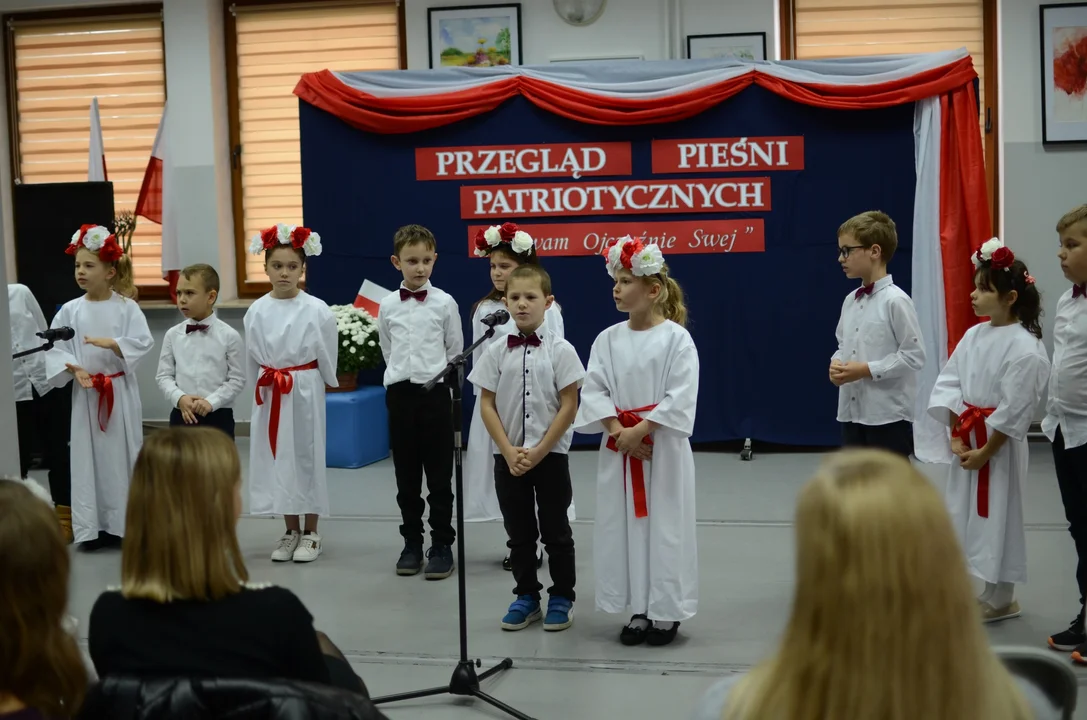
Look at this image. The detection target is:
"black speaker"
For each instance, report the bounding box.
[13,182,114,322]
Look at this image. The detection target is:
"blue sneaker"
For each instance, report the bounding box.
[501,595,542,631]
[543,595,574,631]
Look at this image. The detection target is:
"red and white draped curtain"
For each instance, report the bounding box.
[294,49,989,463]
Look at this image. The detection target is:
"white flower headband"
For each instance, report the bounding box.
[971,236,1015,271]
[66,224,124,262]
[473,221,535,257]
[605,236,665,278]
[247,223,323,257]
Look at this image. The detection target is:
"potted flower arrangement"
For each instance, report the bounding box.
[330,304,381,392]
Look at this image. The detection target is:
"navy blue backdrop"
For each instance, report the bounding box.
[298,85,916,446]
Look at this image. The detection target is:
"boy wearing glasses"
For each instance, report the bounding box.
[829,211,926,458]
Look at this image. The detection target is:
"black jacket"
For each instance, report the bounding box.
[78,676,389,720]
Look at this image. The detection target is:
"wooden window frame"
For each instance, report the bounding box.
[224,0,407,298]
[2,3,171,300]
[779,0,1000,236]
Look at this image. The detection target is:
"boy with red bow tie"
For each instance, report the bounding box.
[830,211,926,458]
[156,264,244,438]
[378,225,463,580]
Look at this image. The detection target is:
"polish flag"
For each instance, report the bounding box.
[354,279,393,317]
[135,104,181,301]
[88,98,107,181]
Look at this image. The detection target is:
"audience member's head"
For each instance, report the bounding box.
[723,450,1032,720]
[0,479,86,716]
[122,427,248,603]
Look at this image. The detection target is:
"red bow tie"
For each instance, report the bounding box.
[854,283,874,300]
[1074,284,1086,299]
[186,324,209,334]
[400,288,427,302]
[507,333,541,349]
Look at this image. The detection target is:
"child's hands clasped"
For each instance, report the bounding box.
[178,396,213,424]
[951,435,969,458]
[65,364,93,389]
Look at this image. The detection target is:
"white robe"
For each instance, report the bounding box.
[927,322,1050,584]
[463,298,574,522]
[244,292,338,516]
[573,320,700,621]
[44,293,153,542]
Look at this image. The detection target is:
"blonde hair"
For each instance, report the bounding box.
[122,428,248,602]
[111,254,137,300]
[724,450,1032,720]
[0,480,86,716]
[639,263,687,326]
[839,210,898,263]
[1057,204,1087,234]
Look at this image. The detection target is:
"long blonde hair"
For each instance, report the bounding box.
[111,254,137,300]
[122,428,248,602]
[641,262,687,326]
[724,450,1032,720]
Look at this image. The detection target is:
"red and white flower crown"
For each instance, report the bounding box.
[971,237,1014,271]
[66,224,124,263]
[248,223,323,257]
[605,236,665,278]
[473,221,535,258]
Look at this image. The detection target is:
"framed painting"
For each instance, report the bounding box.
[428,4,523,69]
[1040,2,1087,144]
[686,32,766,62]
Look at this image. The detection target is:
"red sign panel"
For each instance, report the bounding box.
[466,220,765,257]
[416,142,632,181]
[460,178,770,219]
[651,136,805,173]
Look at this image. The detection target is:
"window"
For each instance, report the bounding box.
[780,0,998,230]
[6,8,167,291]
[226,0,405,295]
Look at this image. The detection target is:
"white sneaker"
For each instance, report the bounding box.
[293,533,322,563]
[271,531,301,562]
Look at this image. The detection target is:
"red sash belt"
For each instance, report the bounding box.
[953,403,996,518]
[90,371,125,432]
[605,404,657,518]
[256,360,319,458]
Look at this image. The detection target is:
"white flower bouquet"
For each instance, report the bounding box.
[331,304,382,374]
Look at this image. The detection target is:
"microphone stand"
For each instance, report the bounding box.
[372,324,535,720]
[13,339,55,359]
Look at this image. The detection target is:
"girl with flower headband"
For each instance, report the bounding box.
[928,237,1050,623]
[243,223,339,563]
[572,235,699,647]
[43,224,154,549]
[466,221,573,569]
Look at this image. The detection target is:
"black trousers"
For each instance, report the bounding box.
[1053,425,1087,606]
[15,386,71,506]
[841,420,914,459]
[494,452,576,602]
[169,407,236,439]
[386,381,455,546]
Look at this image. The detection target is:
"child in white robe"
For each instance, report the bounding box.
[573,236,699,647]
[44,224,154,548]
[928,237,1049,623]
[466,221,572,570]
[244,224,338,564]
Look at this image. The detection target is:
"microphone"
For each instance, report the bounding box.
[37,327,75,342]
[480,309,510,328]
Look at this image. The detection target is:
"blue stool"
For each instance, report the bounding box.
[325,386,389,469]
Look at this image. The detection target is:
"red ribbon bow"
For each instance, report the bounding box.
[255,360,319,457]
[185,324,209,334]
[854,283,874,300]
[400,288,427,302]
[605,404,658,518]
[90,371,125,432]
[953,403,996,517]
[507,333,541,349]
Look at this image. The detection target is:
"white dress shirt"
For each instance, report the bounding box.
[156,312,245,411]
[378,281,463,386]
[8,284,50,401]
[1043,288,1087,449]
[468,323,585,453]
[833,275,926,425]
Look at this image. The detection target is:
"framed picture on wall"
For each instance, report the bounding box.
[1040,2,1087,144]
[427,4,523,69]
[686,32,766,62]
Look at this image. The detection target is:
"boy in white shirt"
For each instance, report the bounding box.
[155,264,245,438]
[829,210,926,458]
[378,225,463,580]
[469,264,584,632]
[1044,204,1087,660]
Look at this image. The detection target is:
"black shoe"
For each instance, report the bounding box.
[646,621,680,647]
[78,532,122,553]
[1049,611,1086,652]
[619,614,649,646]
[503,555,512,571]
[396,543,424,576]
[424,545,455,580]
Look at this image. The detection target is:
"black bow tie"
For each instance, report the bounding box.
[1074,284,1086,299]
[186,324,209,334]
[400,288,427,302]
[507,333,541,349]
[854,284,874,300]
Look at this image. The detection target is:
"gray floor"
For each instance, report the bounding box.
[47,440,1087,719]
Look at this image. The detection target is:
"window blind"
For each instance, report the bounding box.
[232,2,400,286]
[10,15,166,287]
